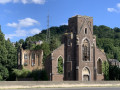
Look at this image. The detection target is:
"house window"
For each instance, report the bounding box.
[38,55,40,66]
[97,59,102,74]
[24,54,28,60]
[85,28,87,34]
[24,54,28,66]
[31,53,35,66]
[82,39,90,61]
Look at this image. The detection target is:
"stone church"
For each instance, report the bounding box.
[17,15,107,81]
[64,15,107,81]
[45,15,107,81]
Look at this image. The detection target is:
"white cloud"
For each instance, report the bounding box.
[7,22,18,28]
[61,23,68,25]
[5,28,41,39]
[117,3,120,8]
[7,18,39,28]
[5,29,27,39]
[0,0,46,4]
[32,0,45,4]
[13,0,19,3]
[30,28,41,35]
[107,3,120,13]
[107,8,118,13]
[19,18,39,27]
[15,29,27,36]
[6,18,41,39]
[21,0,28,4]
[0,0,11,4]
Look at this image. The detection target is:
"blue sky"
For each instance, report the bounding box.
[0,0,120,42]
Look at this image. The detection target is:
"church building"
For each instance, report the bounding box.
[45,15,107,81]
[17,15,108,81]
[64,15,107,81]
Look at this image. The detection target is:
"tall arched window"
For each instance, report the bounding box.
[31,53,35,66]
[97,59,102,74]
[58,56,63,74]
[82,39,90,61]
[85,28,87,34]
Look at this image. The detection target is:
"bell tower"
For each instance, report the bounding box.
[68,15,93,35]
[64,15,95,81]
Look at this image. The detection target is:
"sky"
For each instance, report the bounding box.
[0,0,120,42]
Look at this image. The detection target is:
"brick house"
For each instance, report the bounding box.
[17,46,43,71]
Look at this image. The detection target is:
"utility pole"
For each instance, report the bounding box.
[46,14,50,43]
[0,25,1,30]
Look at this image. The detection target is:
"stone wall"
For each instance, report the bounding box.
[45,44,64,81]
[18,48,43,71]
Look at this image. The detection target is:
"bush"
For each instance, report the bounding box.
[11,69,48,81]
[31,69,48,81]
[12,69,31,79]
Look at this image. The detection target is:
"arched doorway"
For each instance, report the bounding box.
[82,67,90,81]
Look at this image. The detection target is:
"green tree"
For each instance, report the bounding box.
[40,42,50,63]
[5,39,17,70]
[0,29,9,80]
[18,39,24,44]
[0,65,9,80]
[102,61,109,80]
[109,65,120,80]
[49,38,61,51]
[0,30,8,65]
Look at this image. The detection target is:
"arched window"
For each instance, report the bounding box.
[85,28,87,34]
[58,56,63,74]
[38,55,40,66]
[31,53,35,66]
[82,39,90,61]
[97,59,102,74]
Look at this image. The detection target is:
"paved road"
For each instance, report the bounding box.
[11,88,120,90]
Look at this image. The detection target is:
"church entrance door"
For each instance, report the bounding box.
[82,67,90,81]
[83,75,89,81]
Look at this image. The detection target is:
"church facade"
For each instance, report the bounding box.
[64,15,107,81]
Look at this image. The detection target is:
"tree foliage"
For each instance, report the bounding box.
[58,56,63,74]
[109,65,120,80]
[102,61,109,80]
[12,69,48,81]
[0,28,17,80]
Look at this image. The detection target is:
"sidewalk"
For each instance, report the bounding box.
[0,81,120,89]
